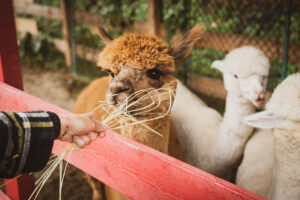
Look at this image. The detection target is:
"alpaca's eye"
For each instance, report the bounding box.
[106,69,114,78]
[234,74,238,79]
[147,68,162,80]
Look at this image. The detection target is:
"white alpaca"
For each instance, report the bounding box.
[239,73,300,200]
[171,46,270,180]
[235,128,273,197]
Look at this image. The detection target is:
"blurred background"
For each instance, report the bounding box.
[14,0,300,113]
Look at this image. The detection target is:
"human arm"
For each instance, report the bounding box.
[0,111,105,178]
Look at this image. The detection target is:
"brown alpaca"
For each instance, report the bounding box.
[73,24,204,200]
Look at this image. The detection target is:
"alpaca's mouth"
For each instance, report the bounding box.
[253,98,265,108]
[106,88,174,118]
[107,93,141,114]
[106,93,131,105]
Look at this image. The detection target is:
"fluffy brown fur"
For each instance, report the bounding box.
[73,76,183,157]
[98,33,175,74]
[73,24,204,200]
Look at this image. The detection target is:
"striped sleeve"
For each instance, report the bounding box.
[0,111,60,178]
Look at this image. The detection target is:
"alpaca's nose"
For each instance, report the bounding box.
[109,81,131,95]
[254,91,265,102]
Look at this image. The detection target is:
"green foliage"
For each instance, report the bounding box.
[121,0,148,21]
[73,0,148,26]
[19,0,299,90]
[163,0,186,34]
[267,61,299,91]
[35,0,60,7]
[75,58,107,80]
[18,33,66,69]
[175,48,225,81]
[35,17,63,38]
[189,48,225,79]
[18,32,107,81]
[75,25,103,49]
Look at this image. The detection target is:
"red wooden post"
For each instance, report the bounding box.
[0,0,35,199]
[4,175,35,200]
[0,0,23,89]
[0,55,4,82]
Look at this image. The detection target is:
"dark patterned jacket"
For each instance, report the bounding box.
[0,111,60,178]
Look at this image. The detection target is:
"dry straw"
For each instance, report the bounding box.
[28,87,175,199]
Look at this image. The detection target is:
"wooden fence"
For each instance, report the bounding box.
[13,0,300,100]
[14,0,300,64]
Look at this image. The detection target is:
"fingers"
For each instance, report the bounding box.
[93,118,107,133]
[68,113,107,136]
[88,132,98,141]
[74,131,103,148]
[81,114,107,135]
[98,131,106,138]
[58,113,107,147]
[75,135,92,148]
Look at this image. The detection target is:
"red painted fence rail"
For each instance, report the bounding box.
[0,82,265,200]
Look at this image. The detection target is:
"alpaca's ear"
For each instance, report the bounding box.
[243,110,284,129]
[169,24,205,67]
[211,60,224,73]
[98,27,113,44]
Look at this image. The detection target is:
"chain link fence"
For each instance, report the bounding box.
[185,0,299,91]
[72,0,299,90]
[15,0,300,91]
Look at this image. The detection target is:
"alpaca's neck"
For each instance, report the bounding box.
[268,122,300,200]
[121,115,170,153]
[213,93,255,168]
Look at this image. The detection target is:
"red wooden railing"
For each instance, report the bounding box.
[0,81,266,200]
[0,0,266,199]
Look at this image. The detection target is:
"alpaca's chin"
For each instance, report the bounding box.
[252,99,264,109]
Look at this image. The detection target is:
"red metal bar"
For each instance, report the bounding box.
[0,1,34,199]
[0,82,266,200]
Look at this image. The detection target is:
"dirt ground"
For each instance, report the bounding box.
[22,67,94,200]
[22,68,76,111]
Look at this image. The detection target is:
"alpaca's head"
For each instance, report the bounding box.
[244,73,300,129]
[212,46,270,109]
[97,25,204,112]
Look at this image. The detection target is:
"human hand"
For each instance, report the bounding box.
[58,113,106,148]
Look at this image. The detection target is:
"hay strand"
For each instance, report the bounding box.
[27,87,175,199]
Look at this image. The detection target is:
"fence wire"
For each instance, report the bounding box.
[72,0,299,89]
[17,0,300,90]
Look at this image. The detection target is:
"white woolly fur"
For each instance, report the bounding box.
[237,73,300,200]
[171,46,270,180]
[220,46,270,78]
[267,73,300,121]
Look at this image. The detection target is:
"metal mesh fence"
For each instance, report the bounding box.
[180,0,299,91]
[70,0,148,79]
[72,0,299,90]
[15,0,300,90]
